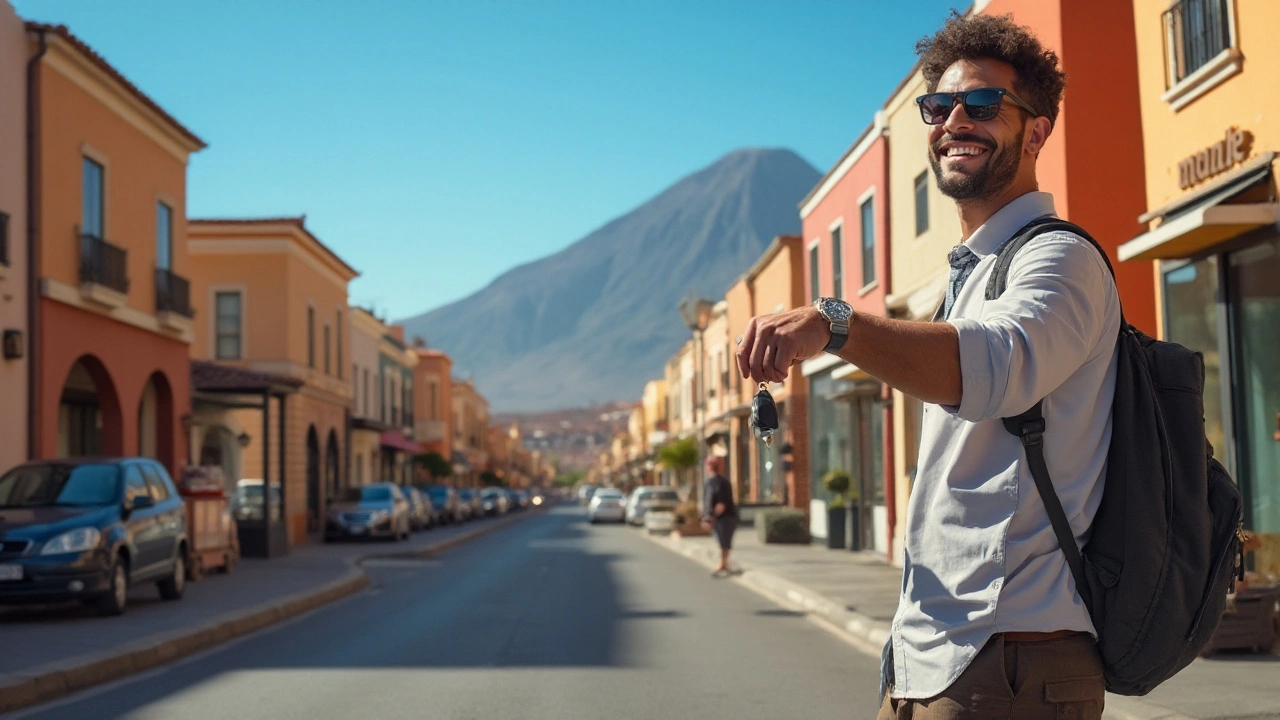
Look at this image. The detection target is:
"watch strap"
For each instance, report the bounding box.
[824,323,848,354]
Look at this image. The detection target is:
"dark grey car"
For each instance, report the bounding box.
[324,484,411,542]
[0,458,190,616]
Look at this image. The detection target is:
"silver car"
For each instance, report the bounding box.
[324,484,411,542]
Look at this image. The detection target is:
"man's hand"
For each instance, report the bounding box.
[713,502,726,518]
[736,307,830,384]
[700,518,713,531]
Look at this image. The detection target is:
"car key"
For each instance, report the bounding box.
[752,382,779,448]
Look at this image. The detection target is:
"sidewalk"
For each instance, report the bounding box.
[646,528,1280,720]
[0,511,533,714]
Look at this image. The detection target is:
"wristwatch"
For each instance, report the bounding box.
[813,297,852,354]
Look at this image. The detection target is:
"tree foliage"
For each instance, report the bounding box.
[480,470,505,487]
[656,436,699,472]
[414,452,453,480]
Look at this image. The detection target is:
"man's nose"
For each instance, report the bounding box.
[941,99,975,134]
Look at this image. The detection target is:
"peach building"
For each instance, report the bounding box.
[411,344,453,459]
[187,217,358,547]
[451,379,489,486]
[1121,0,1280,543]
[26,23,205,478]
[0,1,27,472]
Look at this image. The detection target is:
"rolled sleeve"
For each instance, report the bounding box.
[943,234,1116,423]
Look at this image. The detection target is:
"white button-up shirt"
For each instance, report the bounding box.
[890,191,1120,699]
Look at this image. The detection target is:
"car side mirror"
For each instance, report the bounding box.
[129,495,155,511]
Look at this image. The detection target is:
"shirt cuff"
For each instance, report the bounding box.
[944,318,999,422]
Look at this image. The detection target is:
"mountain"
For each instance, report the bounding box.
[399,148,821,412]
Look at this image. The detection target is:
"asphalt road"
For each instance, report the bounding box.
[4,504,882,720]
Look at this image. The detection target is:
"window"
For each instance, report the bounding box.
[140,464,171,501]
[352,364,359,404]
[123,465,149,505]
[364,368,370,416]
[336,311,344,379]
[82,158,104,239]
[914,172,929,236]
[861,197,876,288]
[1,210,10,267]
[214,291,242,359]
[324,324,331,375]
[156,202,172,271]
[831,226,844,300]
[1164,0,1233,87]
[430,382,438,421]
[809,244,820,302]
[307,307,315,368]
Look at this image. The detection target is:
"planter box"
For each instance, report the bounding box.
[1201,587,1280,656]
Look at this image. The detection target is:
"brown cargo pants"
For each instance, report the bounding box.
[877,632,1105,719]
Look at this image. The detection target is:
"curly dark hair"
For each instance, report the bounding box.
[915,12,1066,128]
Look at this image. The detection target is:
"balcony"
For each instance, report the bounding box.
[155,267,194,333]
[78,233,129,309]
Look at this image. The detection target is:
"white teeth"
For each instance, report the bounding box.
[946,146,985,157]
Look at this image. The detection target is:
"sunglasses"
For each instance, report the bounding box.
[915,87,1039,125]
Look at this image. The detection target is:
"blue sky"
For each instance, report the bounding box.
[15,0,965,320]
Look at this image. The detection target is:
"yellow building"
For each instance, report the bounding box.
[1121,0,1280,543]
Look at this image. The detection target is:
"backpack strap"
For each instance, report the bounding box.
[991,217,1119,605]
[1004,405,1088,600]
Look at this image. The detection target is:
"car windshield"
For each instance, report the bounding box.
[595,490,623,500]
[425,486,448,498]
[0,463,121,508]
[650,490,679,502]
[341,486,392,502]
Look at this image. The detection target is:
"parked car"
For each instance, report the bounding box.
[588,487,627,524]
[479,487,510,516]
[324,483,411,542]
[512,490,531,510]
[625,486,681,526]
[456,488,483,520]
[420,485,461,524]
[0,458,190,616]
[403,486,434,531]
[577,484,599,505]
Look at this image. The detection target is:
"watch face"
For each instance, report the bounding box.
[818,298,853,323]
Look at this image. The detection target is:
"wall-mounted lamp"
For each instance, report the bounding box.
[237,432,252,448]
[3,329,23,360]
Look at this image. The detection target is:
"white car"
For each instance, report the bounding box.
[588,488,627,524]
[625,486,681,526]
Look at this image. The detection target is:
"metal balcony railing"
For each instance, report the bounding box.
[79,233,129,295]
[1164,0,1231,86]
[155,267,194,318]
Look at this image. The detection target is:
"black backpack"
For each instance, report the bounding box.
[989,218,1245,696]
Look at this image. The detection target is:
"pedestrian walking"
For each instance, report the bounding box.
[700,455,738,578]
[736,12,1118,719]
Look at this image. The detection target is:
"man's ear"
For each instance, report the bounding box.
[1025,116,1053,156]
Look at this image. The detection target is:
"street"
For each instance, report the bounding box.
[4,505,882,720]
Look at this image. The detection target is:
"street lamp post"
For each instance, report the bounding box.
[679,293,714,513]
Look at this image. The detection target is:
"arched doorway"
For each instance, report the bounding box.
[57,355,122,458]
[325,430,340,502]
[306,426,321,533]
[136,371,175,468]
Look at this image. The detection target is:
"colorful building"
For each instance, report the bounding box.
[0,0,27,472]
[1121,0,1280,545]
[26,23,205,478]
[411,344,453,459]
[187,217,358,546]
[450,379,489,485]
[800,113,894,555]
[349,307,419,487]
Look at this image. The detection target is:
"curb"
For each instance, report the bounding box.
[642,530,1182,720]
[0,509,539,715]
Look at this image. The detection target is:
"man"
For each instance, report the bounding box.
[700,455,737,578]
[735,12,1118,719]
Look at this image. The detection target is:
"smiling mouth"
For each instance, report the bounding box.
[939,144,990,159]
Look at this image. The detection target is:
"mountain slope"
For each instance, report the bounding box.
[399,148,821,412]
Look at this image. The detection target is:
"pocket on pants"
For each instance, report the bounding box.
[1044,676,1104,720]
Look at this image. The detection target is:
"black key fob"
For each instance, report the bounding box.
[752,383,779,446]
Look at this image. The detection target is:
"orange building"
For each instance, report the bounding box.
[187,217,358,547]
[26,23,205,477]
[0,1,28,472]
[411,344,453,458]
[450,379,489,486]
[1121,0,1280,544]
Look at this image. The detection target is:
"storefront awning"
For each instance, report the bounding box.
[379,430,421,455]
[1120,153,1278,262]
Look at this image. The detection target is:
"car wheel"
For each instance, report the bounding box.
[158,550,186,601]
[96,557,128,616]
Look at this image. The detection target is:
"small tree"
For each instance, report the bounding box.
[823,468,852,510]
[480,470,505,487]
[656,436,699,491]
[415,452,453,482]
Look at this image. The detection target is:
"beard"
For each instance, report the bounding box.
[929,129,1023,200]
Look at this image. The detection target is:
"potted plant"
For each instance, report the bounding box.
[823,469,851,550]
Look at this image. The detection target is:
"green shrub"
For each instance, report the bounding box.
[756,508,810,544]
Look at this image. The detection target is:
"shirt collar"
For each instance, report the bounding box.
[964,191,1058,258]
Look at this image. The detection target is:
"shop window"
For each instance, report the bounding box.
[1162,258,1227,470]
